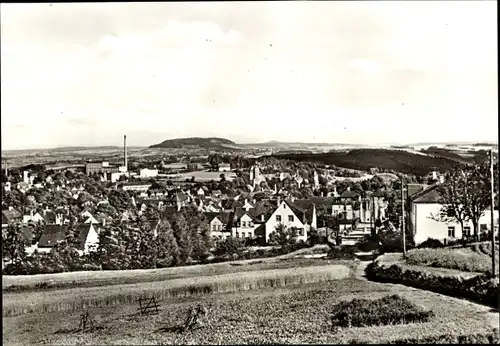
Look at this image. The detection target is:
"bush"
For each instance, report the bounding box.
[418,238,444,249]
[327,246,357,260]
[331,294,434,328]
[365,261,499,308]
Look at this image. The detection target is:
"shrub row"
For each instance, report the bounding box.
[331,294,434,328]
[388,329,499,344]
[327,246,358,260]
[3,242,311,277]
[365,261,499,308]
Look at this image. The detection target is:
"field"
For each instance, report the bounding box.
[406,242,499,274]
[3,264,351,317]
[3,260,499,345]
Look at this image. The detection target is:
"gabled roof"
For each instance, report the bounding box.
[285,200,315,224]
[38,225,68,247]
[411,184,442,203]
[75,223,95,249]
[339,189,359,198]
[407,184,428,198]
[207,211,232,226]
[2,209,22,224]
[221,199,243,210]
[372,189,387,197]
[43,210,57,223]
[20,225,34,243]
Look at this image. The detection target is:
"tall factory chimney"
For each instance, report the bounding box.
[124,135,128,171]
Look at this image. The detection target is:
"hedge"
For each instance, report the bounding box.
[365,261,499,308]
[331,294,434,328]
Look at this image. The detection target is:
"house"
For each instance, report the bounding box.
[38,225,69,253]
[121,182,152,192]
[2,208,22,228]
[207,211,233,240]
[42,209,65,225]
[74,223,100,254]
[218,163,231,172]
[84,214,99,224]
[38,224,99,255]
[197,187,205,197]
[263,199,316,243]
[20,225,37,255]
[212,190,222,197]
[140,168,159,178]
[22,210,45,224]
[408,184,500,245]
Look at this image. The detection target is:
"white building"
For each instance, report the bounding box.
[218,163,231,172]
[140,168,159,178]
[409,184,499,245]
[264,200,315,243]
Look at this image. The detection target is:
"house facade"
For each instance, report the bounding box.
[264,200,315,243]
[409,184,499,245]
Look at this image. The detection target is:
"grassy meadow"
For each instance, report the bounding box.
[3,271,498,345]
[406,242,498,274]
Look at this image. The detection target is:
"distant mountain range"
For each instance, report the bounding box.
[2,137,497,153]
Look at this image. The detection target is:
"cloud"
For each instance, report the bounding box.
[0,2,497,150]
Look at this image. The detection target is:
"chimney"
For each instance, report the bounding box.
[124,135,128,172]
[277,196,281,206]
[439,175,445,184]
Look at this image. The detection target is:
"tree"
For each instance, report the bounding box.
[213,237,246,257]
[462,163,493,237]
[208,154,222,171]
[97,225,130,270]
[170,213,193,264]
[2,224,29,265]
[155,219,180,267]
[434,168,470,236]
[268,224,298,246]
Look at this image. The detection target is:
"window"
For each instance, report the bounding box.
[480,224,488,231]
[236,232,240,238]
[298,228,304,236]
[276,215,282,222]
[242,221,246,228]
[464,226,471,237]
[288,215,294,222]
[448,226,455,238]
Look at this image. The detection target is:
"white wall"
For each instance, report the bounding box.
[209,218,231,240]
[413,203,499,245]
[232,214,258,239]
[140,169,159,178]
[265,201,308,243]
[84,225,99,254]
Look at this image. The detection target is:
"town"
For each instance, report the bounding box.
[2,135,498,272]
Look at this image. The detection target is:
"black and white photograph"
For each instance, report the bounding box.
[1,1,498,344]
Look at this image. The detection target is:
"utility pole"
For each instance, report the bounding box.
[490,149,497,278]
[401,178,406,258]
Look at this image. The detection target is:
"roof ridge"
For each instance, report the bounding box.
[410,183,439,201]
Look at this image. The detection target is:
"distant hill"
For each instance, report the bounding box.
[149,137,243,150]
[244,141,372,149]
[269,148,470,176]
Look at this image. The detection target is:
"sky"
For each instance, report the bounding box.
[1,1,498,150]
